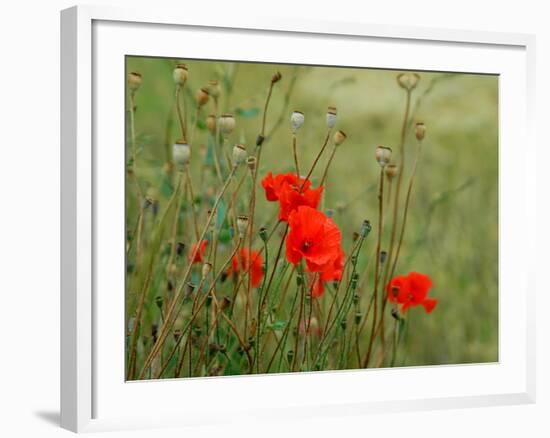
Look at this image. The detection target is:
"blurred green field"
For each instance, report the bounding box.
[126,56,498,370]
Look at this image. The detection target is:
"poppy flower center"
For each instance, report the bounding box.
[301,241,312,252]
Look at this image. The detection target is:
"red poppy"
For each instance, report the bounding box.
[261,172,323,221]
[386,272,438,314]
[189,240,208,264]
[286,206,342,276]
[228,248,264,288]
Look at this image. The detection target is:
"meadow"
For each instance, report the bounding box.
[125,56,498,379]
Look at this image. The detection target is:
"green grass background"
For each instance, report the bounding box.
[126,56,498,367]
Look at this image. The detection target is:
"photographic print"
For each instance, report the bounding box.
[125,57,498,380]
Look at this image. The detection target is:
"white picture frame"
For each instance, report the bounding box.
[60,4,536,433]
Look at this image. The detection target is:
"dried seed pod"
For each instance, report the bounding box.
[202,262,212,279]
[271,71,282,83]
[173,64,188,86]
[326,106,337,129]
[375,146,392,167]
[128,72,142,92]
[333,130,347,146]
[415,122,426,141]
[173,139,191,167]
[208,79,221,98]
[385,163,399,180]
[232,143,247,165]
[290,110,305,132]
[246,156,257,172]
[218,114,236,136]
[206,114,216,134]
[196,87,210,107]
[237,215,249,237]
[397,72,420,91]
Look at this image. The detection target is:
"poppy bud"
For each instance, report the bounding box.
[325,209,334,219]
[256,134,265,147]
[375,146,392,167]
[385,164,399,180]
[340,319,347,330]
[352,231,360,242]
[206,114,216,134]
[354,312,362,325]
[333,130,347,146]
[296,273,304,286]
[173,64,188,86]
[166,280,173,292]
[391,308,400,320]
[326,106,337,129]
[232,143,247,166]
[237,215,249,237]
[196,87,210,107]
[128,72,142,92]
[415,122,426,141]
[206,294,212,307]
[353,293,360,305]
[219,114,235,136]
[259,227,268,242]
[202,262,212,279]
[173,139,191,167]
[271,71,282,83]
[287,350,294,363]
[176,241,185,257]
[208,79,220,98]
[360,220,372,238]
[155,295,163,309]
[186,282,196,297]
[173,329,182,342]
[397,72,420,91]
[290,110,305,132]
[220,296,231,311]
[246,156,257,172]
[380,250,387,264]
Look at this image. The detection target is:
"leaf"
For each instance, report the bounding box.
[235,107,260,118]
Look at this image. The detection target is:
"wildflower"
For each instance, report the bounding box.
[261,172,323,221]
[286,206,342,276]
[189,240,208,264]
[386,272,438,314]
[228,248,264,288]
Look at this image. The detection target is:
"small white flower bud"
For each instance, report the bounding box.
[173,64,188,86]
[333,130,347,146]
[173,139,191,167]
[290,111,304,132]
[326,106,337,129]
[232,144,247,166]
[219,114,236,136]
[237,215,249,237]
[128,72,142,92]
[375,146,392,167]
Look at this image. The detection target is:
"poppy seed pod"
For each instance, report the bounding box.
[246,156,257,172]
[202,262,212,279]
[206,114,216,134]
[333,130,347,146]
[208,79,220,98]
[196,88,210,107]
[415,122,426,141]
[290,110,305,132]
[219,114,236,136]
[326,106,337,129]
[237,215,249,237]
[385,163,399,180]
[375,146,392,167]
[271,71,282,84]
[173,139,191,167]
[128,72,142,92]
[397,72,420,91]
[232,143,247,166]
[173,64,188,86]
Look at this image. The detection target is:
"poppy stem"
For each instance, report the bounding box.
[128,90,144,200]
[301,129,332,191]
[138,167,237,379]
[292,134,300,177]
[363,167,385,368]
[175,85,187,141]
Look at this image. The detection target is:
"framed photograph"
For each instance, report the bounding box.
[60,5,536,433]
